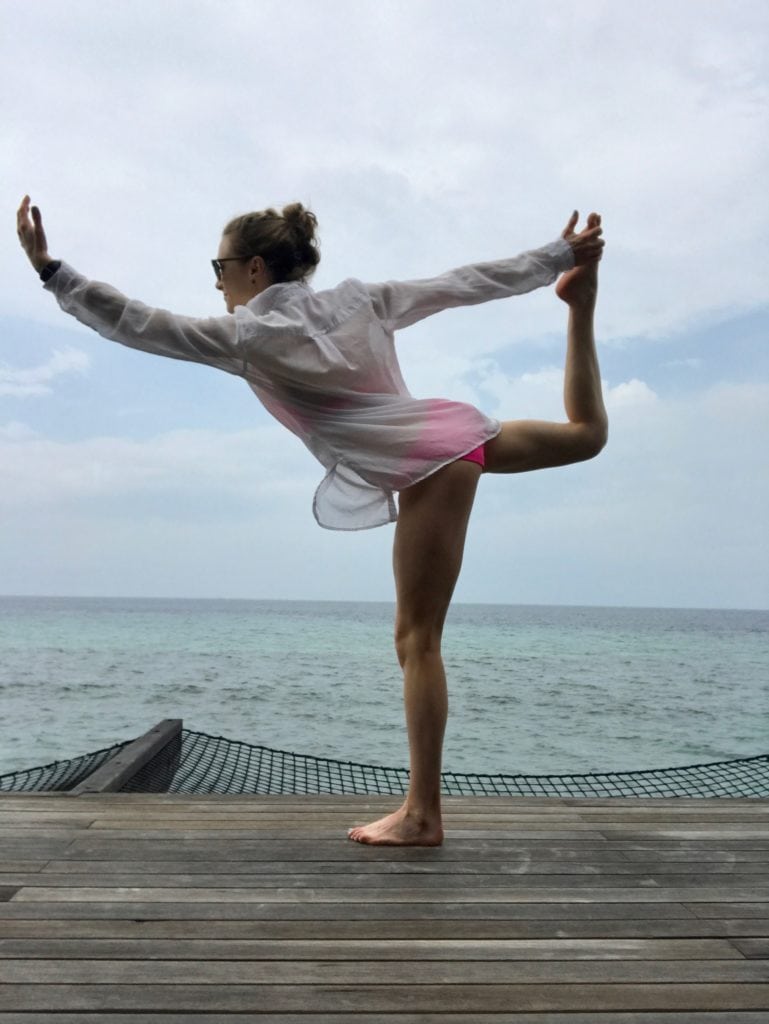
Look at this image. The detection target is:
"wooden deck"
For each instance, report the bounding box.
[0,792,767,1021]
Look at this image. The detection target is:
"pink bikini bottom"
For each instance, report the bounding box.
[458,444,486,469]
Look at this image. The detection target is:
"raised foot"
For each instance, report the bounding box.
[347,804,444,846]
[556,261,598,309]
[557,211,601,309]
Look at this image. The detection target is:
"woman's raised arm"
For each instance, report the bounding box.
[16,196,242,375]
[366,212,603,333]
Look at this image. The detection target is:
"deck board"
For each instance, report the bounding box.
[0,793,767,1019]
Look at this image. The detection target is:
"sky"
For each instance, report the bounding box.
[1,0,767,609]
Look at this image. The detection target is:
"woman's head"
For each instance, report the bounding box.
[215,203,320,312]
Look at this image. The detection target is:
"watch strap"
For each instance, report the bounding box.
[39,260,62,283]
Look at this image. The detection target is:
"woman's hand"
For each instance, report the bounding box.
[562,211,604,266]
[17,195,52,272]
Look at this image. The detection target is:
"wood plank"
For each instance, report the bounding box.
[0,839,79,853]
[597,829,769,840]
[1,981,768,1013]
[0,916,766,941]
[0,827,84,836]
[0,899,703,921]
[0,1014,768,1024]
[3,793,761,809]
[48,839,640,859]
[50,842,766,862]
[690,903,769,919]
[3,872,767,891]
[621,849,769,862]
[32,858,769,876]
[0,958,766,984]
[731,939,769,959]
[11,884,769,903]
[0,792,765,1019]
[82,819,612,831]
[67,719,182,795]
[0,937,747,961]
[0,794,534,812]
[73,833,762,850]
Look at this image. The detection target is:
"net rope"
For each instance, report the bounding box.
[1,729,768,797]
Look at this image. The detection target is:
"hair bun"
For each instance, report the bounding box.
[281,203,318,244]
[223,203,320,283]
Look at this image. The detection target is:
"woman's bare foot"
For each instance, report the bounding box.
[347,803,444,846]
[556,259,598,310]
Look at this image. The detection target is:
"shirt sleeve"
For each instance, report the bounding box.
[365,238,575,331]
[44,262,243,375]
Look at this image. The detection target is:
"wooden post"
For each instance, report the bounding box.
[68,719,183,795]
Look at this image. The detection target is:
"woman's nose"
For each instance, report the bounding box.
[215,278,223,291]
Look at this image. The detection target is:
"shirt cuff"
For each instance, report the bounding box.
[546,237,575,271]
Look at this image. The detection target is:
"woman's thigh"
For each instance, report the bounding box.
[394,461,481,634]
[485,419,599,474]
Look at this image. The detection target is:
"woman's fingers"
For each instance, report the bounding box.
[17,195,51,271]
[563,211,603,240]
[17,195,32,239]
[31,204,48,250]
[562,210,579,238]
[568,213,606,266]
[562,210,604,265]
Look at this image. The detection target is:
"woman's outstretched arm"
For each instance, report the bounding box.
[16,196,242,375]
[366,212,604,332]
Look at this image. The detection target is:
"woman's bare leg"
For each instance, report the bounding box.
[347,218,607,844]
[485,213,608,475]
[347,461,481,846]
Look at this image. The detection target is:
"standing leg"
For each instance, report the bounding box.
[348,215,607,844]
[347,460,481,846]
[485,213,608,475]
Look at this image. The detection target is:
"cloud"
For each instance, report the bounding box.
[0,421,37,440]
[605,379,659,410]
[0,348,89,398]
[405,345,661,423]
[0,1,766,609]
[3,1,767,343]
[460,378,769,608]
[0,424,316,511]
[663,357,703,370]
[1,378,766,607]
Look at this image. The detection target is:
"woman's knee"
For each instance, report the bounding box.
[394,620,443,669]
[580,418,609,460]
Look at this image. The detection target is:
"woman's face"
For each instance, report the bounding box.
[214,235,268,314]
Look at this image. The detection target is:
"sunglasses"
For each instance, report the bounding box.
[211,256,250,281]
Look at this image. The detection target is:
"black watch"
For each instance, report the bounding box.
[39,260,62,283]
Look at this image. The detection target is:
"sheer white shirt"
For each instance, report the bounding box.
[45,238,574,529]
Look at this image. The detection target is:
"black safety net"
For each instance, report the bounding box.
[0,738,131,793]
[1,729,767,798]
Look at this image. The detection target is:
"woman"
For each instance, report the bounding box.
[17,195,606,845]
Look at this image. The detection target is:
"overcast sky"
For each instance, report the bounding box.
[2,0,767,609]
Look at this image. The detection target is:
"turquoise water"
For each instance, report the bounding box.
[0,597,766,778]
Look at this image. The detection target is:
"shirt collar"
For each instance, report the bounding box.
[247,281,310,315]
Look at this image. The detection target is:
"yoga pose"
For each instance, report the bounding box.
[17,194,607,845]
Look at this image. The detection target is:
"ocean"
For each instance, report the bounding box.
[0,596,766,780]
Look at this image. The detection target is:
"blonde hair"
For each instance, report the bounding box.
[222,203,320,283]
